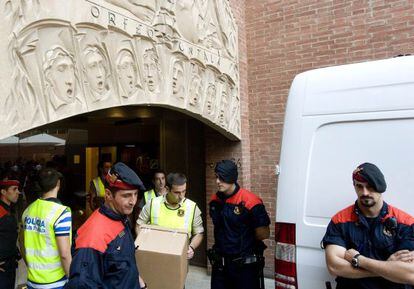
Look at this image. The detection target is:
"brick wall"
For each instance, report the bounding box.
[204,0,253,274]
[244,0,414,277]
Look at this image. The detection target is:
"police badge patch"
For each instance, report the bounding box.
[177,209,185,217]
[234,206,241,215]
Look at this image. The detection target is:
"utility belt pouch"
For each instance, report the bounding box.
[207,248,224,269]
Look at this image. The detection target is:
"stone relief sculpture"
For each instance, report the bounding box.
[104,0,157,23]
[203,67,220,121]
[43,45,85,120]
[76,26,117,110]
[116,48,142,99]
[169,52,187,104]
[154,0,180,39]
[229,88,241,136]
[217,76,233,128]
[138,39,162,100]
[0,0,240,140]
[215,0,237,58]
[106,29,145,103]
[187,60,205,110]
[3,34,44,131]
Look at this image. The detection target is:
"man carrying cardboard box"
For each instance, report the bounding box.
[137,172,204,259]
[66,162,147,289]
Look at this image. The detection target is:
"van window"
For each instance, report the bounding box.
[305,118,414,226]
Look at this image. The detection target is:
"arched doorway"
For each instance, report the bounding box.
[0,105,208,266]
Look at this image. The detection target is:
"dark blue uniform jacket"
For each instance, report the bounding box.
[0,200,18,273]
[322,201,414,289]
[209,184,270,256]
[65,205,140,289]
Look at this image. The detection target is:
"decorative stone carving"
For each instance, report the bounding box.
[169,52,187,105]
[203,67,220,122]
[76,24,117,110]
[106,28,144,103]
[138,38,162,101]
[217,75,233,128]
[43,45,85,120]
[104,0,156,23]
[0,0,240,140]
[187,60,205,111]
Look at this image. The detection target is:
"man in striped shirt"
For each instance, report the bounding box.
[21,168,72,289]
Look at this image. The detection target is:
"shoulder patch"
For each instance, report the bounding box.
[227,188,263,210]
[75,210,125,253]
[0,205,8,218]
[210,193,220,202]
[386,205,414,226]
[332,205,358,224]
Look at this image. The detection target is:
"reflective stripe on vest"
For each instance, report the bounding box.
[150,196,196,237]
[144,189,157,203]
[22,199,70,284]
[93,177,106,198]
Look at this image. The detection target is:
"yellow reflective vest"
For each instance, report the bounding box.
[149,196,196,237]
[22,199,70,284]
[144,189,157,203]
[92,177,105,198]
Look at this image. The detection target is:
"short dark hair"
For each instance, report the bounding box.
[38,168,62,194]
[153,169,166,180]
[166,173,187,189]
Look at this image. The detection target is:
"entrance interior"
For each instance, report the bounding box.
[0,105,207,266]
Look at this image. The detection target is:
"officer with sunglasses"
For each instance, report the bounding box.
[66,162,147,289]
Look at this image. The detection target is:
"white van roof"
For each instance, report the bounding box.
[294,55,414,115]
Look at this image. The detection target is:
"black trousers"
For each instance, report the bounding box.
[211,261,263,289]
[0,258,16,289]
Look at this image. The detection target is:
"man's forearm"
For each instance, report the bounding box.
[327,255,377,279]
[189,233,203,250]
[359,256,414,284]
[61,255,72,276]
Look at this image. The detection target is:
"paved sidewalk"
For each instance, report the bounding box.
[186,265,274,289]
[17,262,274,289]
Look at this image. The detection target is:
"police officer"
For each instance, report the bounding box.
[322,162,414,289]
[0,177,20,289]
[22,168,72,289]
[66,162,147,289]
[86,160,112,215]
[137,169,167,210]
[137,172,204,259]
[209,160,271,289]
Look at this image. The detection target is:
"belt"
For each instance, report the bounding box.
[221,254,262,266]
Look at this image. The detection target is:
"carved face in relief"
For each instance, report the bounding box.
[143,48,160,93]
[44,47,76,104]
[189,63,204,107]
[205,83,217,116]
[218,80,231,126]
[116,49,138,97]
[172,58,184,99]
[83,46,109,96]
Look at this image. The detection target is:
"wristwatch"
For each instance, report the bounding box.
[351,253,361,268]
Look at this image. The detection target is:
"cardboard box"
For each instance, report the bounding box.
[135,224,188,289]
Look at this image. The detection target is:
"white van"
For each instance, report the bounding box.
[275,55,414,289]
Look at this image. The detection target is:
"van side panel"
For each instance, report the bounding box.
[276,56,414,289]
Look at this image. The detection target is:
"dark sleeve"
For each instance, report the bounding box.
[321,220,347,249]
[250,204,271,229]
[396,224,414,251]
[65,248,105,289]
